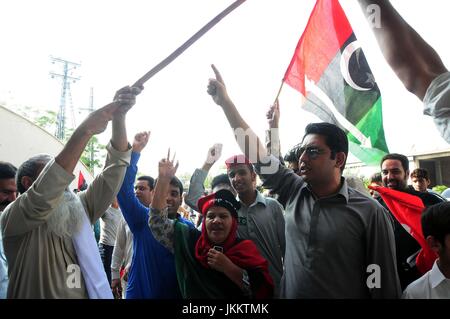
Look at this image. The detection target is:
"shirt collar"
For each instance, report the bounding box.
[254,190,267,206]
[300,177,349,203]
[429,259,447,289]
[238,190,267,208]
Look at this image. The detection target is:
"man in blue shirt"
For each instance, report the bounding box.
[117,131,195,299]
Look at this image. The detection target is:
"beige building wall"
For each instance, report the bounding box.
[0,105,93,189]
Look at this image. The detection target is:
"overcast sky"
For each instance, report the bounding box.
[0,0,448,178]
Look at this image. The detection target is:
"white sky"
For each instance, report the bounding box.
[0,0,449,179]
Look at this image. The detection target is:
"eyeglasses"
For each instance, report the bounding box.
[296,146,326,160]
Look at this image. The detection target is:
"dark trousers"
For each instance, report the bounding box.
[98,243,114,285]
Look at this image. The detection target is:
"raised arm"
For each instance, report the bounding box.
[358,0,447,100]
[2,87,140,237]
[81,86,142,223]
[148,151,179,253]
[207,65,267,163]
[265,100,283,161]
[116,131,151,231]
[55,101,119,174]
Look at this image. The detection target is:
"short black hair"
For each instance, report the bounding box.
[16,154,52,194]
[421,202,450,246]
[137,175,155,190]
[154,176,183,196]
[0,161,17,179]
[170,176,183,197]
[211,174,231,190]
[370,172,382,184]
[381,153,409,172]
[284,144,301,163]
[302,122,348,170]
[410,168,429,180]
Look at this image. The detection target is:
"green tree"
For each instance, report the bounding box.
[17,106,106,173]
[432,185,448,194]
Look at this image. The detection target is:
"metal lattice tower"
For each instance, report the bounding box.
[50,56,81,140]
[78,87,96,174]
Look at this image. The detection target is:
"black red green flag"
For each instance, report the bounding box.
[283,0,389,165]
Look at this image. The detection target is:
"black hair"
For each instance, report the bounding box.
[170,176,183,197]
[284,144,301,163]
[137,175,155,190]
[211,174,231,190]
[381,153,409,172]
[0,161,17,179]
[410,168,429,180]
[16,154,52,194]
[370,172,382,184]
[302,122,348,170]
[421,202,450,246]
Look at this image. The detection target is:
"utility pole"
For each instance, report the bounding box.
[79,87,96,174]
[50,56,81,140]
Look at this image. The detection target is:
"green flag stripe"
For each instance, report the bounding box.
[347,96,389,153]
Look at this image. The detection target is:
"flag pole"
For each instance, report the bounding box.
[273,80,284,105]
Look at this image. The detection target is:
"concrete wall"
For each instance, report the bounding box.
[0,105,93,189]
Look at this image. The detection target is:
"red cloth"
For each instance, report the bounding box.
[283,0,352,94]
[369,185,437,274]
[78,171,87,191]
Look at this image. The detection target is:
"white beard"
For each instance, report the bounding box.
[46,189,85,237]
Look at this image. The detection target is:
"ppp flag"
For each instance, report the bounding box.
[284,0,389,165]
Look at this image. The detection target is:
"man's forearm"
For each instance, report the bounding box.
[55,128,92,174]
[152,177,171,211]
[220,99,267,162]
[358,0,447,99]
[111,115,129,152]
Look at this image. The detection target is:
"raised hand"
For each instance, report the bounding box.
[132,131,151,153]
[113,85,144,116]
[78,102,119,136]
[205,143,223,165]
[207,64,231,107]
[158,149,179,180]
[266,99,280,129]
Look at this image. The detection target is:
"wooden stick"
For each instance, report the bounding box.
[273,80,284,105]
[133,0,247,87]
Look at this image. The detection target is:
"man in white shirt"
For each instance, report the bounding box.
[403,202,450,298]
[99,198,122,285]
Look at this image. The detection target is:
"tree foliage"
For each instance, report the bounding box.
[17,106,105,173]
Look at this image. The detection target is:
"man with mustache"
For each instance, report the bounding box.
[0,161,17,299]
[380,153,445,289]
[0,85,141,298]
[206,64,401,298]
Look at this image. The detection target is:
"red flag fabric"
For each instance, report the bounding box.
[369,185,437,274]
[78,171,86,191]
[283,0,352,94]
